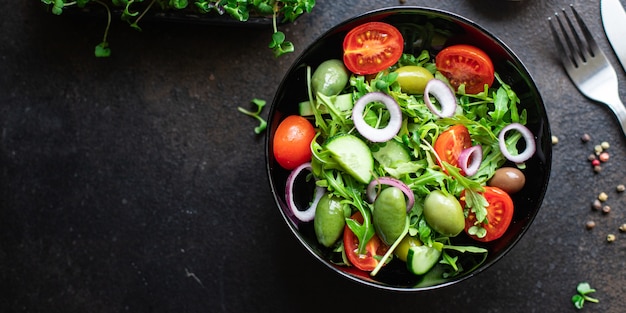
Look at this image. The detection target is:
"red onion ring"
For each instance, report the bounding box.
[458,145,482,176]
[285,162,325,222]
[498,123,536,163]
[423,79,457,118]
[352,92,402,142]
[366,177,415,212]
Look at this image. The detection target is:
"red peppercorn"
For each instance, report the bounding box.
[599,152,609,162]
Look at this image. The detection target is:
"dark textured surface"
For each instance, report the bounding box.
[1,1,625,312]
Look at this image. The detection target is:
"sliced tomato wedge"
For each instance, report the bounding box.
[462,186,514,242]
[343,22,404,75]
[343,211,388,271]
[434,124,472,173]
[435,44,495,94]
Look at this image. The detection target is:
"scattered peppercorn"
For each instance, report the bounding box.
[598,192,608,202]
[585,220,596,230]
[551,135,559,145]
[594,145,603,155]
[581,133,591,142]
[593,165,602,173]
[617,184,625,192]
[592,199,602,210]
[602,205,611,214]
[599,152,609,162]
[606,234,616,242]
[601,141,610,150]
[619,224,626,232]
[588,154,596,162]
[591,159,600,166]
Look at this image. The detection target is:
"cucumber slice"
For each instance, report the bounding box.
[371,139,411,167]
[406,245,442,275]
[325,134,374,184]
[299,93,353,116]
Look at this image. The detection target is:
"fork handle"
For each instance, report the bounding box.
[605,98,626,139]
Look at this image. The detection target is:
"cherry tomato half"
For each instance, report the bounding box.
[462,186,514,242]
[434,124,472,174]
[343,211,388,272]
[273,115,315,170]
[435,44,495,94]
[343,22,404,75]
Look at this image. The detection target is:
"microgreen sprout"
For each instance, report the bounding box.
[571,282,599,309]
[93,0,112,57]
[40,0,316,58]
[238,98,267,134]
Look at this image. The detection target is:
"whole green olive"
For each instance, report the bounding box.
[373,187,407,245]
[311,59,349,96]
[394,236,422,262]
[489,167,526,194]
[394,65,435,94]
[423,190,465,237]
[314,193,347,247]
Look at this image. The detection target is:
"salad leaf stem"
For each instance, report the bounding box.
[129,0,157,30]
[93,0,112,57]
[371,216,409,276]
[237,98,267,134]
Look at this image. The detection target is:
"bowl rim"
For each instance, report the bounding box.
[265,5,552,291]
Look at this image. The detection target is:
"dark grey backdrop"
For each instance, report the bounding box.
[1,0,625,312]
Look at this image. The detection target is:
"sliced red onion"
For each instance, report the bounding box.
[498,123,536,163]
[352,92,402,142]
[285,162,325,223]
[423,79,457,118]
[458,145,482,176]
[366,177,415,212]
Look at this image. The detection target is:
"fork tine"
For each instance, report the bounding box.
[548,12,578,68]
[561,6,588,63]
[548,5,597,69]
[568,5,598,58]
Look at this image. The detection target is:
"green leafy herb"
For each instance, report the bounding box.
[39,0,316,57]
[237,98,267,134]
[572,282,599,309]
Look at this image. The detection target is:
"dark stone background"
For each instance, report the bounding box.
[1,0,624,312]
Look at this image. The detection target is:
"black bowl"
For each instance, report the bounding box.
[266,6,551,291]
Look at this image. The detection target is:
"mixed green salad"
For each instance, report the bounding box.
[274,21,536,279]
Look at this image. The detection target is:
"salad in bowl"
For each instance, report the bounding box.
[266,7,551,290]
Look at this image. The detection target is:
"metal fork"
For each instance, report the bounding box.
[549,4,626,138]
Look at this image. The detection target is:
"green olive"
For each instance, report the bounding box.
[311,59,349,96]
[314,193,347,247]
[394,65,434,94]
[489,167,526,194]
[394,236,422,262]
[373,187,407,245]
[423,190,465,237]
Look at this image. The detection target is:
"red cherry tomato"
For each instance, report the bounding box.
[462,186,514,242]
[273,115,315,170]
[435,44,495,94]
[343,22,404,75]
[434,124,472,173]
[343,212,388,272]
